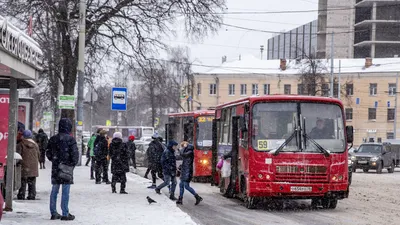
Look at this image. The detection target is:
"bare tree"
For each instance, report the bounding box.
[0,0,226,123]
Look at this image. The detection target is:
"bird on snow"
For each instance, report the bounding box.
[147,196,157,204]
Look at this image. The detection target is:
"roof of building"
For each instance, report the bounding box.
[200,54,400,75]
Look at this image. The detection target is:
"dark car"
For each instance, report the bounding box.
[348,153,353,185]
[351,143,396,174]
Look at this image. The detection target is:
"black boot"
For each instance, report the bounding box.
[111,183,117,193]
[170,194,178,201]
[50,213,62,220]
[194,194,203,205]
[176,196,183,205]
[61,214,75,221]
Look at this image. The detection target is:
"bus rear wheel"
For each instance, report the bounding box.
[321,198,338,209]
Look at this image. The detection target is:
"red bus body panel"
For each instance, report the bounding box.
[169,110,214,178]
[215,95,349,199]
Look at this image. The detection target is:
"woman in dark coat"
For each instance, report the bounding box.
[36,128,48,169]
[109,132,129,194]
[176,141,203,205]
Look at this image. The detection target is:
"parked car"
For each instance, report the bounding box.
[348,153,353,185]
[351,143,396,174]
[135,141,150,167]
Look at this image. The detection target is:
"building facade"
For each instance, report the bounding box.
[267,20,318,60]
[193,55,400,147]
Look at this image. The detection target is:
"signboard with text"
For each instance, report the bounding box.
[58,95,75,109]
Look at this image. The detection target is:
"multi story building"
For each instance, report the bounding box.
[192,55,400,146]
[269,0,400,59]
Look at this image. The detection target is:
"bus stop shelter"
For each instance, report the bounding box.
[0,15,43,211]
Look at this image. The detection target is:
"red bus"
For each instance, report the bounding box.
[166,110,214,181]
[212,95,353,209]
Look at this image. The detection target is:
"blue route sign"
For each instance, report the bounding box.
[111,87,127,111]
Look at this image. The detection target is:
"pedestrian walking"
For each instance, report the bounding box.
[16,130,40,200]
[147,133,165,188]
[109,132,129,194]
[87,132,99,180]
[36,128,49,169]
[94,130,111,184]
[46,118,79,221]
[176,141,203,205]
[155,140,178,201]
[127,135,137,172]
[85,134,95,167]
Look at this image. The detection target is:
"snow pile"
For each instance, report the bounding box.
[1,161,197,225]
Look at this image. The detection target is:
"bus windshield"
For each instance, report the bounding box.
[196,116,214,149]
[252,102,345,153]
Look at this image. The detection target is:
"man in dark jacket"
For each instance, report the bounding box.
[176,142,203,205]
[93,130,110,184]
[127,135,137,171]
[155,140,178,200]
[146,134,165,188]
[36,128,48,169]
[46,118,79,221]
[109,132,130,194]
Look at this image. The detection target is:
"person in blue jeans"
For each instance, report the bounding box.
[176,141,203,205]
[46,118,79,221]
[155,140,178,200]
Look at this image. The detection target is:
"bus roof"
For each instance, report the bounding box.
[168,110,214,118]
[215,95,344,110]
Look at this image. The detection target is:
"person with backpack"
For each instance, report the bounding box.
[93,130,110,184]
[176,141,203,205]
[155,140,179,200]
[46,118,79,221]
[127,135,137,173]
[146,133,165,188]
[36,128,49,169]
[109,132,129,194]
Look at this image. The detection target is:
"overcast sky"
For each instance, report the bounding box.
[166,0,319,73]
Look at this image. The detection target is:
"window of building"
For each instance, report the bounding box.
[197,83,201,95]
[284,84,291,95]
[389,83,396,96]
[263,84,270,95]
[368,108,377,120]
[298,84,305,95]
[369,83,377,96]
[345,108,353,120]
[252,84,259,95]
[209,84,216,95]
[240,84,247,96]
[321,83,329,97]
[387,132,395,140]
[346,83,354,96]
[228,84,235,96]
[388,108,395,121]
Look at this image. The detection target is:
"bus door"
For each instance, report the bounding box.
[183,117,194,143]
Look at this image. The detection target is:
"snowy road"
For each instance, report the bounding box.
[137,167,400,225]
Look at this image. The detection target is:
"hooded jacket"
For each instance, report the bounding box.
[147,139,164,170]
[93,135,109,160]
[46,118,79,184]
[16,138,40,178]
[161,141,178,177]
[180,144,195,182]
[109,138,129,174]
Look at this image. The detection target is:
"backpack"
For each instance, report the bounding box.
[93,141,102,157]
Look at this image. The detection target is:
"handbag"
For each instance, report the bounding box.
[58,163,74,182]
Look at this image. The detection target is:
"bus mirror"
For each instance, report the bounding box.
[346,126,354,143]
[239,117,247,132]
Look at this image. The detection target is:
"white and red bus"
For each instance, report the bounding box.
[166,110,214,181]
[212,95,353,209]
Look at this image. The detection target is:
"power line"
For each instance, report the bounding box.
[223,16,302,26]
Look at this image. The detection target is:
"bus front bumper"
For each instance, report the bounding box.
[248,181,349,199]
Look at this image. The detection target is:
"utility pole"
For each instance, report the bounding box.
[76,0,86,166]
[330,32,334,98]
[394,72,399,139]
[5,78,18,211]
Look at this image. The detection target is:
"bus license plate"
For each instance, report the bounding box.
[290,186,312,192]
[358,161,368,164]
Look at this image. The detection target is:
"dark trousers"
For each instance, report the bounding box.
[144,167,151,178]
[17,177,36,199]
[129,156,137,169]
[90,157,95,178]
[151,166,164,185]
[95,158,109,182]
[85,155,91,166]
[111,172,127,192]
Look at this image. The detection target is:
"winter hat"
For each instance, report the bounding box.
[152,133,160,139]
[168,140,178,148]
[23,130,33,139]
[129,135,135,141]
[18,122,25,133]
[99,130,107,136]
[113,132,122,139]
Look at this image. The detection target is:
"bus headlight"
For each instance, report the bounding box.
[200,159,209,165]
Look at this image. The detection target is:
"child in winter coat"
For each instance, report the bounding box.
[109,132,130,194]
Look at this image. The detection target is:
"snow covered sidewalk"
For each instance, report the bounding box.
[2,161,197,225]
